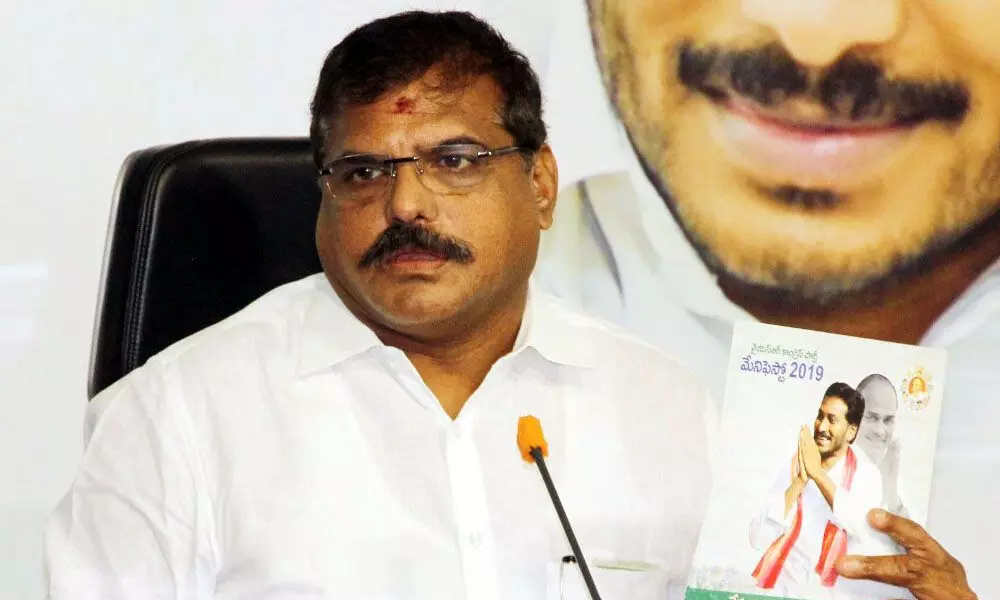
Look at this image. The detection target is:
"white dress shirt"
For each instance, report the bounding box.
[750,449,890,599]
[45,273,716,600]
[536,166,1000,598]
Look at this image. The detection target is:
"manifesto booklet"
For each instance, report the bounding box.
[685,322,947,600]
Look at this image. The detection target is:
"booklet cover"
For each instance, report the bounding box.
[684,322,947,600]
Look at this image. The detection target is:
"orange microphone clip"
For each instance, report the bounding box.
[517,415,548,463]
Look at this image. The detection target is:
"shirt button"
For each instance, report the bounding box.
[469,531,484,547]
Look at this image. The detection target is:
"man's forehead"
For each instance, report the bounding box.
[866,393,898,413]
[864,409,894,419]
[356,72,502,119]
[333,77,505,152]
[371,91,467,117]
[820,396,848,415]
[860,381,898,409]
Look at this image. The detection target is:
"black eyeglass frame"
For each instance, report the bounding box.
[317,144,532,179]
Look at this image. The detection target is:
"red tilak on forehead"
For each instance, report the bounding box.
[393,96,415,114]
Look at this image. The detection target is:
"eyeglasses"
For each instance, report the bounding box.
[318,143,531,204]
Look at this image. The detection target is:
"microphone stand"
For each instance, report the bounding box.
[529,446,602,600]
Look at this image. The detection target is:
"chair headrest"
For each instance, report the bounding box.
[89,138,322,398]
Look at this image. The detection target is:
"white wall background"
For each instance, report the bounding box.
[0,0,624,597]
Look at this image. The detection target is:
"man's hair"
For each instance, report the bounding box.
[823,381,866,437]
[309,11,546,168]
[857,373,898,410]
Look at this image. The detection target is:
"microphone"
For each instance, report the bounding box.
[517,416,603,600]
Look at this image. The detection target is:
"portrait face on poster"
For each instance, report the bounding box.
[584,1,1000,303]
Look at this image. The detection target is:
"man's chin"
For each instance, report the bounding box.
[864,441,889,459]
[682,204,915,306]
[361,283,470,326]
[630,143,902,305]
[819,450,839,462]
[682,205,951,307]
[707,256,877,307]
[378,301,464,329]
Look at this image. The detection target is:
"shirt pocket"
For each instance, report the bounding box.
[547,556,669,600]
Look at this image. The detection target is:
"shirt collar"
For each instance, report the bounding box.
[922,255,1000,347]
[515,279,597,368]
[295,277,384,376]
[295,276,596,376]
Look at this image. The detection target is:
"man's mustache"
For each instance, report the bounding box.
[677,42,970,125]
[358,221,474,269]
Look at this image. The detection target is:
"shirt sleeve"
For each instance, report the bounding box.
[831,458,885,540]
[44,367,216,599]
[749,466,794,551]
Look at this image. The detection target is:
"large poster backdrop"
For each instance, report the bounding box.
[537,3,998,599]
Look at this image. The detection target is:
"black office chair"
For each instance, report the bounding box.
[88,138,322,399]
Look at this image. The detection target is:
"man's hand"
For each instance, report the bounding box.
[883,438,902,478]
[879,439,904,511]
[798,425,822,479]
[836,509,977,600]
[793,447,808,486]
[783,449,809,516]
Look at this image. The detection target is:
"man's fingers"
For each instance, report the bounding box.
[867,509,936,552]
[836,553,916,587]
[843,514,974,599]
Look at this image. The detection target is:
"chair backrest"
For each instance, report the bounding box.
[88,138,322,399]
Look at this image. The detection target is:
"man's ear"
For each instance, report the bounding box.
[530,144,559,230]
[847,424,859,444]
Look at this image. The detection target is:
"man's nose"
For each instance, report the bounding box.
[385,162,439,224]
[741,0,903,67]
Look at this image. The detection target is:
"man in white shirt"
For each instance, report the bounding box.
[856,374,909,519]
[45,11,714,600]
[750,383,888,599]
[537,1,992,598]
